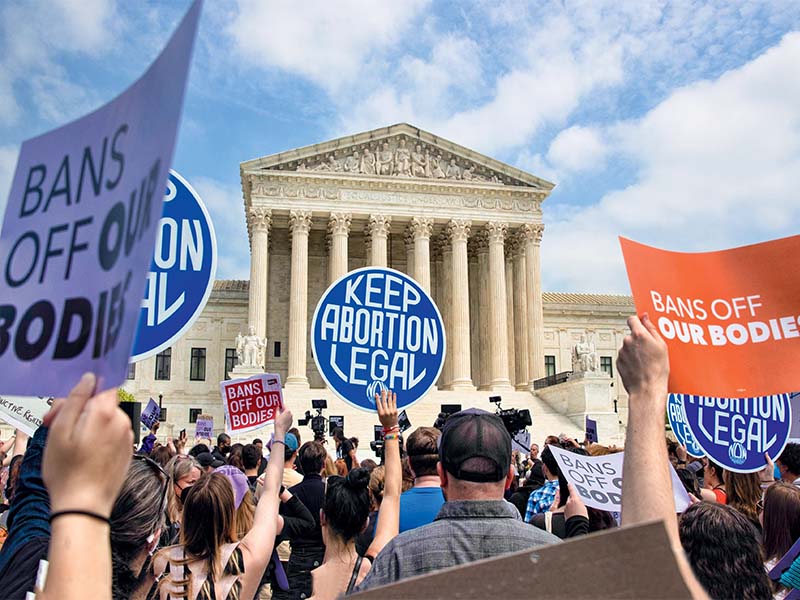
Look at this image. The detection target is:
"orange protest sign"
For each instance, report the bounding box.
[620,235,800,397]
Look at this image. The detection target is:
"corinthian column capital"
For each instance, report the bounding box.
[289,210,313,235]
[247,207,272,233]
[328,212,351,236]
[410,216,434,240]
[367,214,392,238]
[519,223,544,245]
[447,219,472,243]
[486,221,508,245]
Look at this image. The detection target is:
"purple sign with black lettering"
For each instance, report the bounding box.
[682,394,792,473]
[0,1,201,396]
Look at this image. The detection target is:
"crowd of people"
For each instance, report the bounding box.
[0,314,799,599]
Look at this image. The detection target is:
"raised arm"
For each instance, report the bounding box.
[366,390,400,558]
[617,314,708,599]
[39,373,133,600]
[239,407,293,594]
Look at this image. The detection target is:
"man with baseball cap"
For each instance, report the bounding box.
[354,409,560,591]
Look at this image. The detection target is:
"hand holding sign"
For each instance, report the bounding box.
[617,314,669,402]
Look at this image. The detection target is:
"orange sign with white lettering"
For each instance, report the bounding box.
[620,235,800,397]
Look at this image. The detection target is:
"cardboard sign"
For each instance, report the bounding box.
[0,1,201,397]
[0,395,53,435]
[195,417,213,439]
[620,235,800,397]
[585,416,598,443]
[140,397,160,429]
[548,445,690,513]
[220,373,283,434]
[667,394,704,457]
[351,521,693,599]
[130,170,217,361]
[311,267,445,411]
[682,393,791,473]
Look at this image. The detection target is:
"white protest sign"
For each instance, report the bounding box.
[0,0,201,397]
[547,445,690,513]
[0,395,53,435]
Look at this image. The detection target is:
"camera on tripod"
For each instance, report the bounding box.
[298,399,329,441]
[489,396,532,435]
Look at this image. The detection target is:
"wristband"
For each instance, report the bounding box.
[384,433,400,441]
[50,509,111,526]
[272,439,286,447]
[382,426,400,434]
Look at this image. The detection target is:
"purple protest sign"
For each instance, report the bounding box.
[585,417,598,444]
[0,0,202,396]
[140,397,160,430]
[195,417,213,440]
[683,394,792,473]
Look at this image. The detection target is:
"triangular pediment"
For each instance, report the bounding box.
[241,123,554,190]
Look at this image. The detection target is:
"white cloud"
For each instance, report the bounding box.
[190,176,250,281]
[225,0,430,93]
[0,0,119,125]
[543,32,800,293]
[546,125,608,173]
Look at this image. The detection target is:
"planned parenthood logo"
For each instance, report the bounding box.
[311,267,445,411]
[682,393,792,473]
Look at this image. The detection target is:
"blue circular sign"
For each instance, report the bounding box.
[130,170,217,362]
[682,393,792,473]
[667,394,704,457]
[311,267,445,411]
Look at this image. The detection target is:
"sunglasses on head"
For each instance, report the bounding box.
[133,454,170,515]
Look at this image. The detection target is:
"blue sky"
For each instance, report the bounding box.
[1,0,799,293]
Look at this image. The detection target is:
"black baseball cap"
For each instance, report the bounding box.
[439,409,511,483]
[197,452,225,469]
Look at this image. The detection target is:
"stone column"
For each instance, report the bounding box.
[448,219,474,390]
[522,223,546,384]
[476,231,490,390]
[411,216,433,293]
[439,233,453,388]
[512,235,529,390]
[328,212,351,283]
[404,227,415,278]
[247,207,271,340]
[286,210,312,388]
[468,241,481,387]
[505,237,516,387]
[487,221,512,390]
[367,215,391,267]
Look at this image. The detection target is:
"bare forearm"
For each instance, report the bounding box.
[383,438,401,498]
[42,517,111,599]
[622,394,677,540]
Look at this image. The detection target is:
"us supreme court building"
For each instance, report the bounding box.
[123,124,634,448]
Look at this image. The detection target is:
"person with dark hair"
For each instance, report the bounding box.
[188,442,210,458]
[360,459,378,472]
[279,441,328,600]
[227,442,245,470]
[762,482,800,570]
[509,464,544,518]
[679,502,772,599]
[399,427,445,533]
[242,443,261,492]
[704,459,727,504]
[778,443,800,487]
[354,408,559,592]
[212,433,231,463]
[333,427,357,473]
[149,444,175,469]
[675,467,702,500]
[524,446,560,520]
[312,391,402,598]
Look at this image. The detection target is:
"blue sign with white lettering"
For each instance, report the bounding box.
[130,170,217,361]
[667,394,704,457]
[311,267,445,411]
[682,393,792,473]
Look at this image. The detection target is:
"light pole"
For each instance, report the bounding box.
[158,393,163,411]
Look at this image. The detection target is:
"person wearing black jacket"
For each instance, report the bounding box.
[509,462,545,517]
[274,441,328,600]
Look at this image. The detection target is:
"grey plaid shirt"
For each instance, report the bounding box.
[352,499,561,593]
